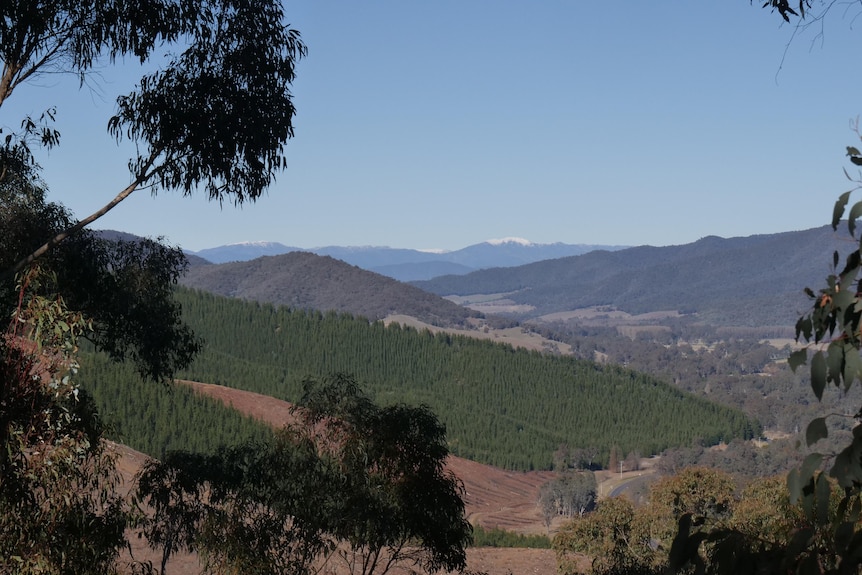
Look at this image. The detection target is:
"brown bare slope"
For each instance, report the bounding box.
[180,381,555,534]
[179,251,488,328]
[114,381,559,574]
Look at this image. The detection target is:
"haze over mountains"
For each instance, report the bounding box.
[413,226,846,328]
[190,238,626,281]
[177,226,850,330]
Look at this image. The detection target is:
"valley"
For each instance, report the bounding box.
[77,225,862,574]
[112,380,662,575]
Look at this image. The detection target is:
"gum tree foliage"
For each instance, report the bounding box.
[136,439,343,575]
[1,1,306,571]
[554,496,661,575]
[538,471,598,531]
[555,468,794,575]
[135,453,211,575]
[290,374,473,575]
[760,0,812,21]
[0,267,128,574]
[554,467,851,575]
[667,145,862,572]
[0,0,306,273]
[135,375,473,575]
[0,164,200,382]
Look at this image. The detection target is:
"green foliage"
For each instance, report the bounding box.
[196,437,342,575]
[0,270,127,575]
[1,0,310,572]
[470,525,551,549]
[760,0,811,22]
[135,378,471,575]
[555,469,822,575]
[80,352,272,458]
[136,453,210,574]
[160,288,758,471]
[0,0,306,229]
[538,472,598,529]
[1,159,200,383]
[293,374,472,575]
[554,496,662,575]
[107,0,306,204]
[666,133,862,575]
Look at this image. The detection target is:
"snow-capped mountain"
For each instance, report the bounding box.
[189,239,627,281]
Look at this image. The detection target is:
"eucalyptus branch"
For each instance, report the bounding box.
[5,150,160,277]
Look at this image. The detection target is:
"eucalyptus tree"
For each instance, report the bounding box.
[135,376,473,575]
[0,1,307,571]
[1,0,306,274]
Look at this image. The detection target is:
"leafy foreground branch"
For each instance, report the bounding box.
[0,162,471,573]
[0,0,306,277]
[135,374,473,575]
[0,267,128,574]
[657,136,862,574]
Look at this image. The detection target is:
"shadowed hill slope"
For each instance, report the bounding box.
[179,251,490,328]
[412,226,845,326]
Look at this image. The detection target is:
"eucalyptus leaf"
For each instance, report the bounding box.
[827,343,845,386]
[831,430,862,489]
[843,348,862,390]
[788,467,802,504]
[811,351,827,400]
[788,349,808,372]
[835,521,855,552]
[841,250,862,278]
[835,190,853,229]
[796,317,813,342]
[800,452,824,486]
[849,200,862,236]
[806,417,828,447]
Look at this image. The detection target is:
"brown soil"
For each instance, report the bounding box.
[180,380,557,534]
[113,380,562,575]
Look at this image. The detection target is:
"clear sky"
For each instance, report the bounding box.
[6,1,862,252]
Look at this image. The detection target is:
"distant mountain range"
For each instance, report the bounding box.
[190,239,627,281]
[412,226,846,327]
[100,226,850,330]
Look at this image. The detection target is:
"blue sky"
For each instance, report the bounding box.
[6,1,862,252]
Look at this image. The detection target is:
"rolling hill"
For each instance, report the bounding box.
[190,239,627,281]
[80,288,758,471]
[178,251,497,328]
[411,226,847,327]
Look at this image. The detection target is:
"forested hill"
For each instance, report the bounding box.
[411,226,845,326]
[179,251,492,328]
[93,287,758,471]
